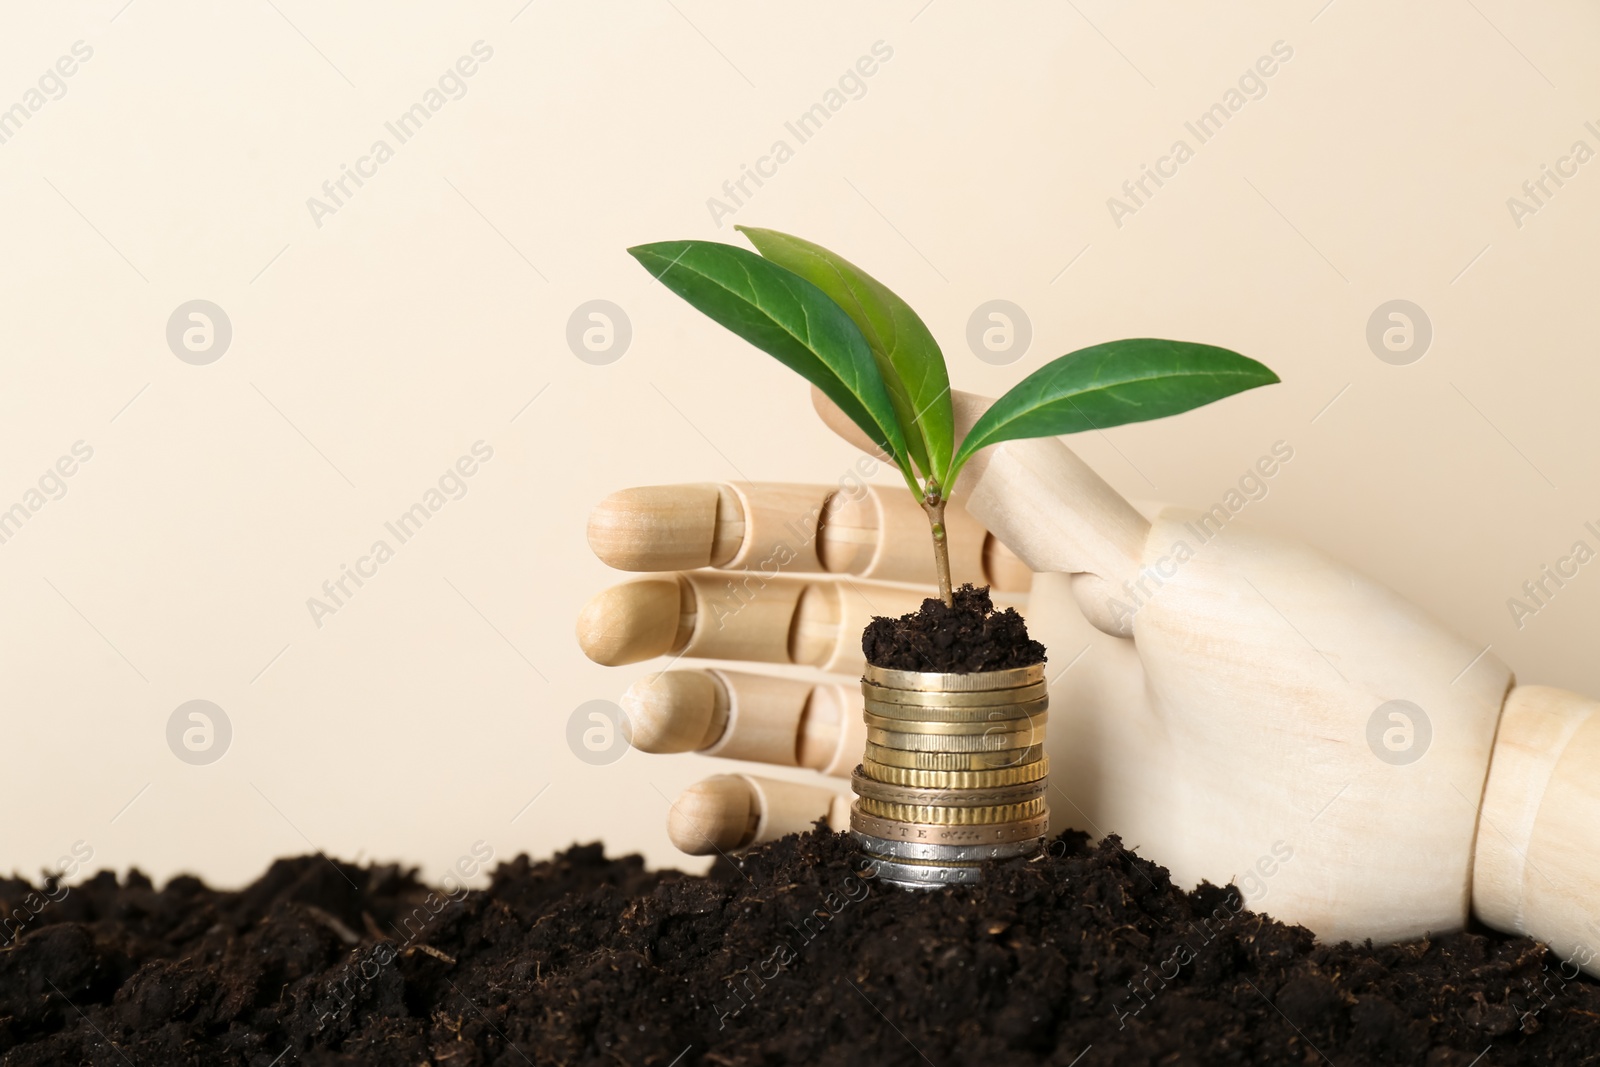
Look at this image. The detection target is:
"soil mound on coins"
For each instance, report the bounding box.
[863,583,1046,672]
[2,830,1593,1066]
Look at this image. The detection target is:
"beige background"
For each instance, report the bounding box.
[2,0,1597,888]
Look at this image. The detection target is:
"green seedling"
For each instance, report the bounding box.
[628,228,1279,607]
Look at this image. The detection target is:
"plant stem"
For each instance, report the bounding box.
[922,490,954,608]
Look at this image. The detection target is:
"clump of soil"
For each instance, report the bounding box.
[2,830,1594,1066]
[863,583,1046,672]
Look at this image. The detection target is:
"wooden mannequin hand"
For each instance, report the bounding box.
[578,386,1598,973]
[808,385,1517,949]
[575,455,1035,855]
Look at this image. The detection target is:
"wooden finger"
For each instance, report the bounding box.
[1475,684,1600,977]
[622,669,864,777]
[574,577,692,666]
[587,481,1030,591]
[666,773,851,854]
[579,574,1022,672]
[585,483,743,571]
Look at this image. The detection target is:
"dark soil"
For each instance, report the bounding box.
[3,830,1595,1066]
[863,583,1047,672]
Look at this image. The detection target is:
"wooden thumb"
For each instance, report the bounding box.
[810,385,1150,636]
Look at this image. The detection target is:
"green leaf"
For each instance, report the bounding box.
[947,339,1280,490]
[627,240,910,471]
[736,226,953,488]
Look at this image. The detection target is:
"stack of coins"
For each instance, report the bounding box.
[850,662,1050,889]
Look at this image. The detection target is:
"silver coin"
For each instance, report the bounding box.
[863,857,988,885]
[852,831,1044,863]
[866,724,1044,752]
[863,710,1049,735]
[875,877,950,892]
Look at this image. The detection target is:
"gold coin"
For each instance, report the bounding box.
[863,711,1048,736]
[866,724,1044,752]
[850,804,1050,844]
[862,696,1049,723]
[860,756,1049,789]
[862,742,1045,770]
[851,768,1047,808]
[855,795,1048,824]
[862,663,1045,692]
[861,681,1048,707]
